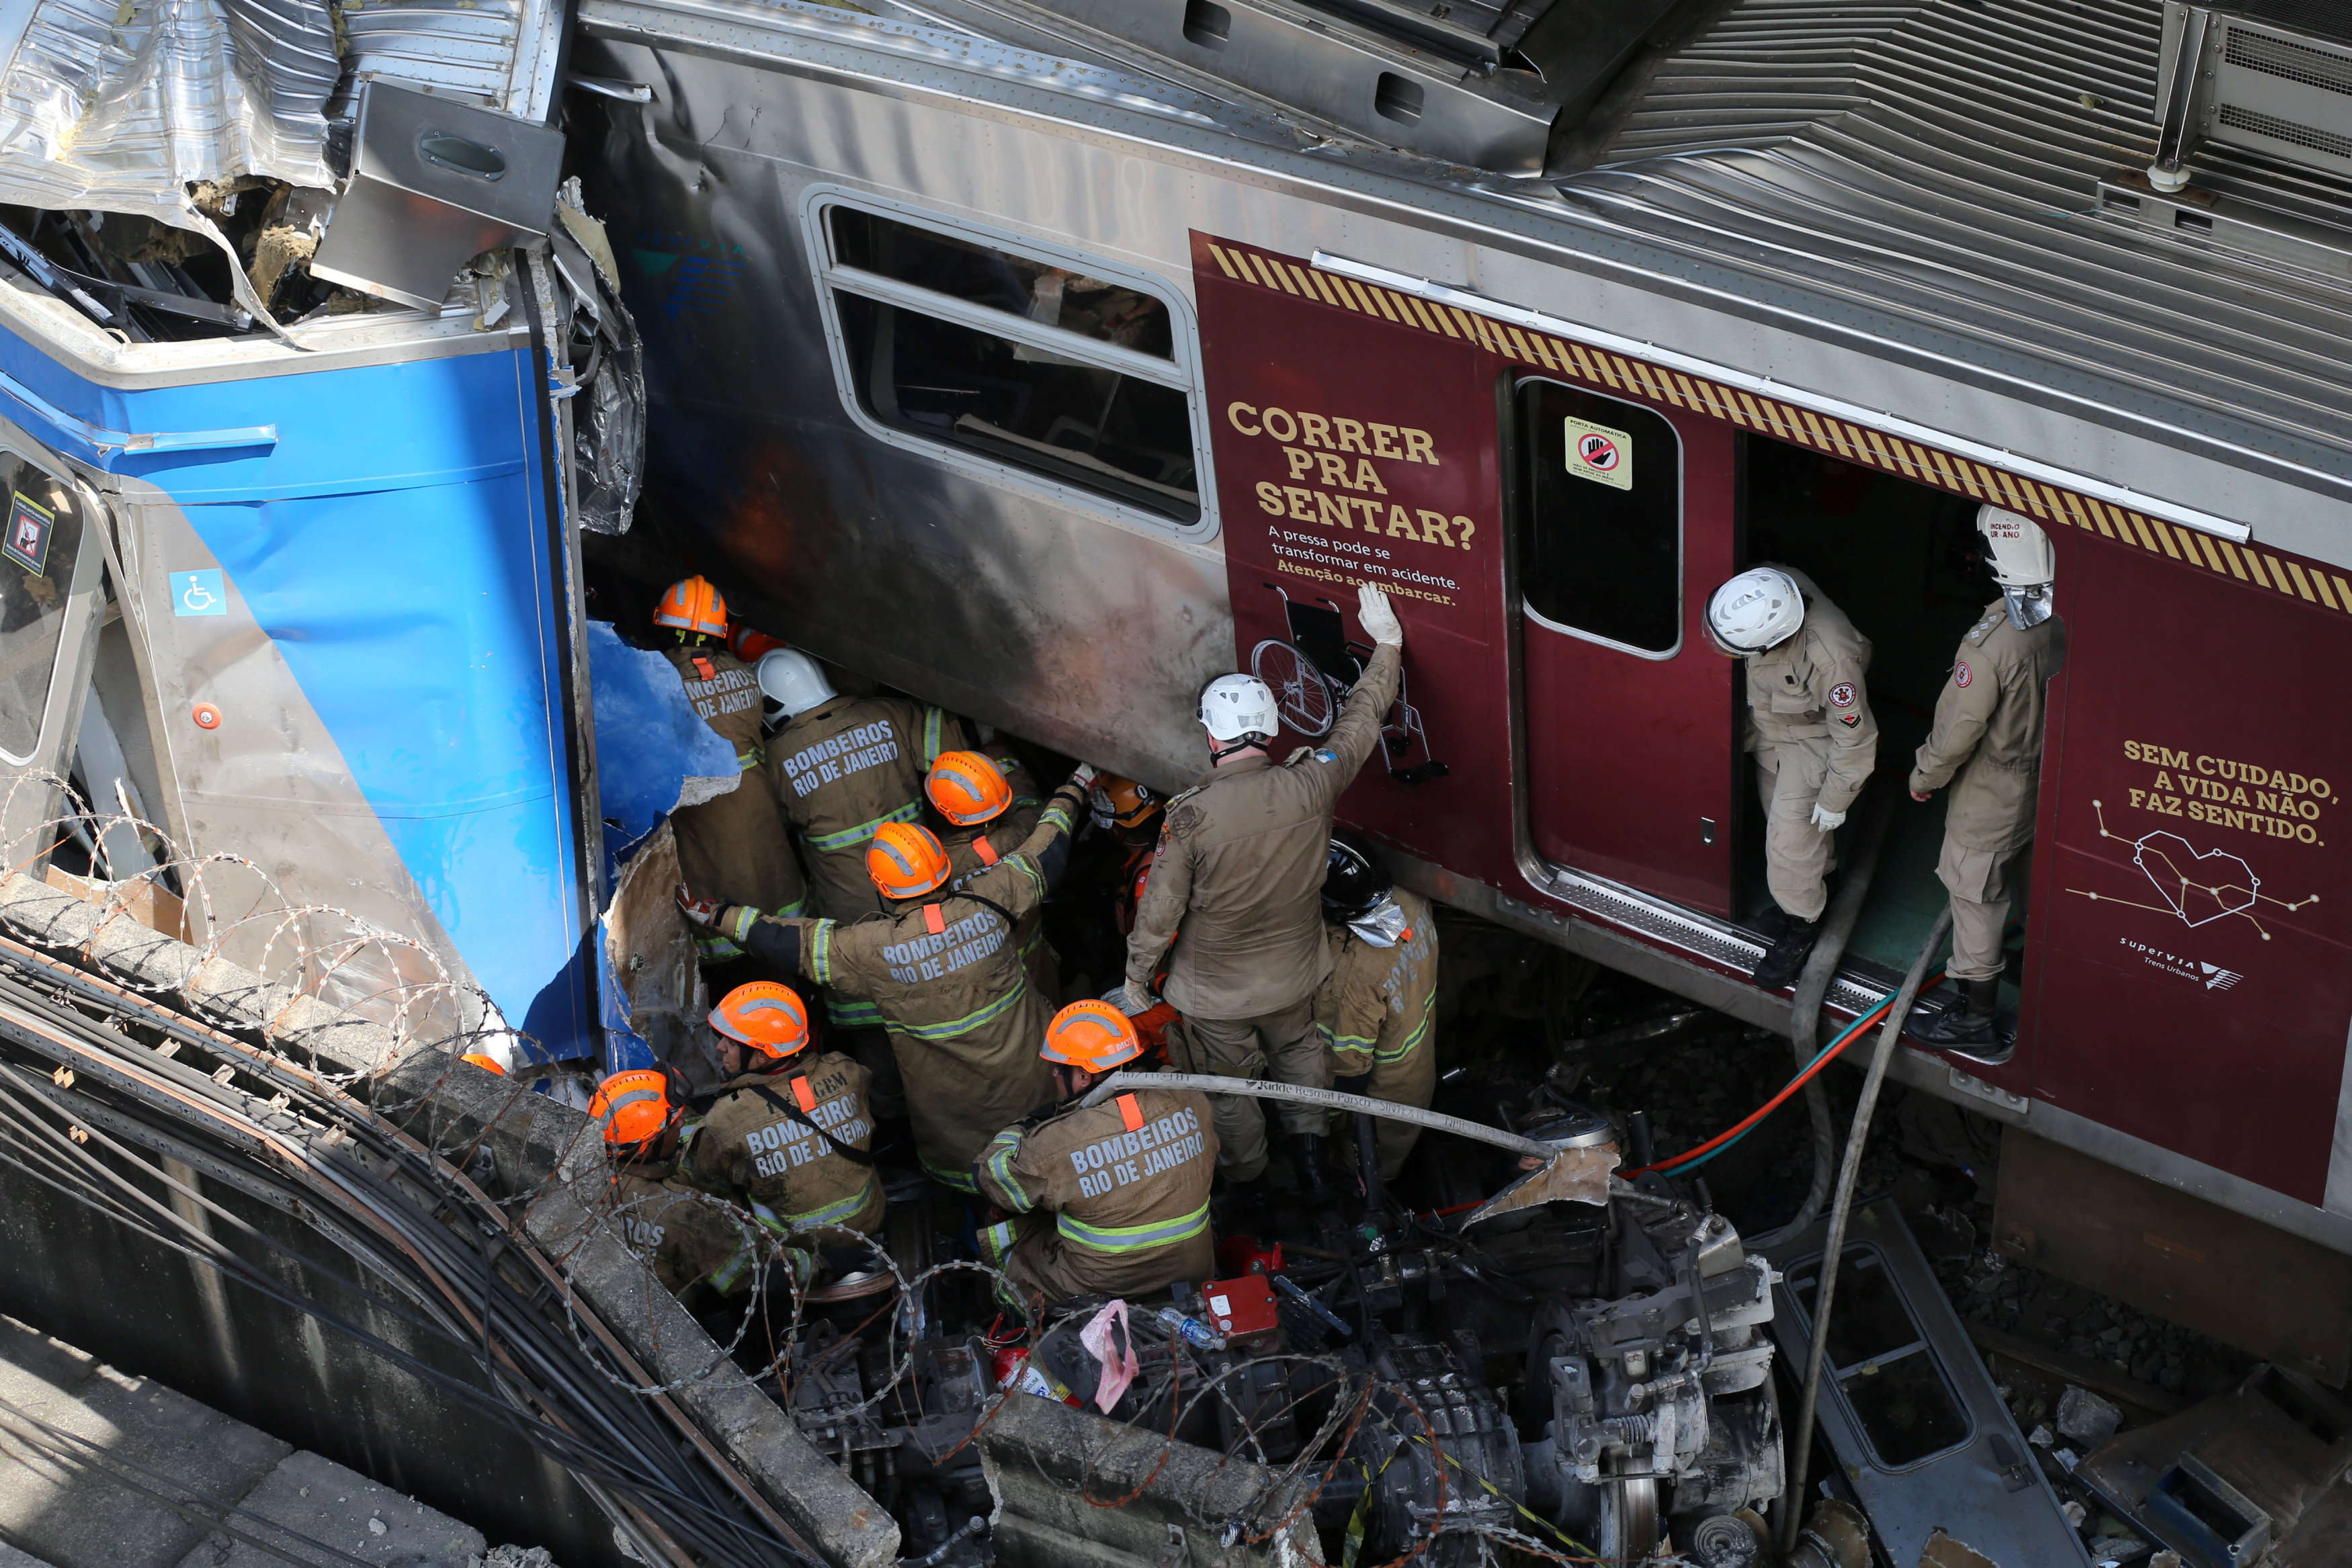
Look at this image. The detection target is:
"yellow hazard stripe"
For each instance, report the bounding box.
[1206,236,2343,620]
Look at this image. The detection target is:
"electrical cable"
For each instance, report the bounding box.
[0,949,816,1568]
[1620,965,1950,1178]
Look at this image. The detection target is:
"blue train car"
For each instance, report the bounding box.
[0,266,605,1062]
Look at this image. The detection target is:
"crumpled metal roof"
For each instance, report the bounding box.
[1564,0,2352,468]
[0,0,561,217]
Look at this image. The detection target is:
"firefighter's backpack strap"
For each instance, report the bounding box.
[1116,1094,1144,1133]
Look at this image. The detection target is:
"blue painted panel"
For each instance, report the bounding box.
[148,343,592,1060]
[0,331,527,499]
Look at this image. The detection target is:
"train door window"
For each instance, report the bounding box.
[0,455,85,763]
[1517,380,1681,655]
[806,193,1211,533]
[1788,1245,1973,1469]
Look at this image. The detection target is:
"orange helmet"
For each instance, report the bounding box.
[927,751,1012,826]
[868,821,951,899]
[730,623,783,662]
[710,982,811,1058]
[653,576,728,638]
[1091,775,1162,837]
[459,1052,505,1076]
[1041,1000,1142,1072]
[589,1069,673,1146]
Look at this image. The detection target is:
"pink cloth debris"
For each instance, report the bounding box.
[1079,1299,1140,1412]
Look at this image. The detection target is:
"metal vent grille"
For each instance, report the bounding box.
[2224,24,2352,95]
[2218,101,2352,159]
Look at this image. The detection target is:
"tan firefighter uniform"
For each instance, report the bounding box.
[1909,602,2065,979]
[605,1158,746,1297]
[766,694,968,1027]
[1314,887,1439,1182]
[767,693,966,921]
[1126,644,1402,1182]
[974,1077,1218,1307]
[1743,567,1878,922]
[691,1056,884,1256]
[942,750,1059,1006]
[664,646,808,961]
[721,779,1088,1192]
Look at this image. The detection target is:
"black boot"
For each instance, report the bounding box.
[1292,1133,1337,1206]
[1909,978,2007,1061]
[1751,916,1822,990]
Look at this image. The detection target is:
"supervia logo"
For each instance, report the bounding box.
[2200,963,2243,992]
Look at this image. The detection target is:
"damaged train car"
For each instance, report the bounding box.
[2,0,2351,1565]
[561,0,2352,1285]
[0,0,652,1060]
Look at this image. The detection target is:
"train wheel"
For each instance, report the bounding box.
[1249,639,1335,738]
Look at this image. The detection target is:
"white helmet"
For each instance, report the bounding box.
[756,648,836,722]
[1199,673,1277,744]
[1704,568,1805,656]
[1977,506,2056,629]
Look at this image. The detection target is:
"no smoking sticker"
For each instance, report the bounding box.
[1562,415,1632,492]
[3,492,52,574]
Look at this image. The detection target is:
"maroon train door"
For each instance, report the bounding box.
[1516,378,1738,914]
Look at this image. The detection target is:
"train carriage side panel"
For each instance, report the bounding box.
[2023,524,2352,1205]
[1191,233,1511,882]
[6,332,595,1061]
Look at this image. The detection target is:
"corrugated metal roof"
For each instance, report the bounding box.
[1566,0,2352,462]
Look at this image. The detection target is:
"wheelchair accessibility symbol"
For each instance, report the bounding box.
[170,569,227,617]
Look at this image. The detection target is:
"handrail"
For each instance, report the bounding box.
[0,366,277,462]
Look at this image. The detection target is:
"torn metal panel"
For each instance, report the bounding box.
[0,0,560,222]
[2081,1364,2352,1568]
[310,83,565,312]
[1765,1201,2094,1568]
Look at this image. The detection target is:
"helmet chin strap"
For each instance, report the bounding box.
[1206,732,1268,765]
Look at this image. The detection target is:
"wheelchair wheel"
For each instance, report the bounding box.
[1250,639,1336,738]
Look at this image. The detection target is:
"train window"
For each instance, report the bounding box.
[807,193,1210,531]
[1517,380,1681,655]
[827,208,1178,360]
[0,457,84,763]
[1790,1246,1973,1469]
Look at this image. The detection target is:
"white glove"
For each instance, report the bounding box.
[1068,761,1098,791]
[1120,979,1155,1016]
[1357,583,1403,648]
[1810,803,1847,832]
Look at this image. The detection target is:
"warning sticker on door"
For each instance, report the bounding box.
[3,492,52,574]
[1562,416,1632,491]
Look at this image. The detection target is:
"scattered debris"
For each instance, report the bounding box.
[2060,1387,2126,1448]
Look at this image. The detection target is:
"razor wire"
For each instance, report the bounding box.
[2,768,1704,1565]
[3,768,528,1078]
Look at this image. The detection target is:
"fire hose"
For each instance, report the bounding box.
[1079,1073,1661,1221]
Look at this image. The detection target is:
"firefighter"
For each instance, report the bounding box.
[929,749,1057,1004]
[689,982,885,1260]
[1125,583,1403,1196]
[1706,566,1879,990]
[652,578,808,965]
[1091,775,1165,938]
[588,1068,745,1301]
[1906,508,2066,1057]
[972,1001,1217,1309]
[683,768,1095,1194]
[756,646,970,925]
[1313,832,1438,1184]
